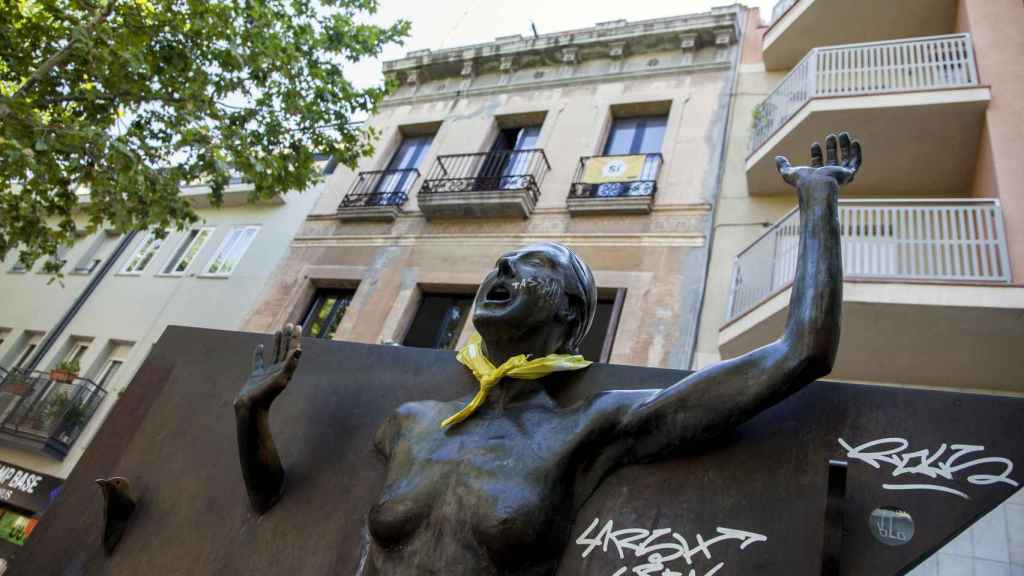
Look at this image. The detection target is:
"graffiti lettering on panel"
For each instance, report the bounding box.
[839,437,1018,499]
[575,517,767,576]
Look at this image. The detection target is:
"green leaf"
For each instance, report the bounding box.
[1,0,405,275]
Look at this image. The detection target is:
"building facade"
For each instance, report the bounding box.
[243,9,744,373]
[0,163,333,562]
[692,1,1024,574]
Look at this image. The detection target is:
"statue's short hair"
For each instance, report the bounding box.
[528,242,598,355]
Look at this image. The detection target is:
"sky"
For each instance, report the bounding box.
[345,0,776,90]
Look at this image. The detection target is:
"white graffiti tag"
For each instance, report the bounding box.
[575,517,767,576]
[839,437,1018,499]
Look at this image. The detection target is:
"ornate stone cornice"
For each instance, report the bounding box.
[381,7,740,85]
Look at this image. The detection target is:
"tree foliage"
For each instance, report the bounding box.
[0,0,408,272]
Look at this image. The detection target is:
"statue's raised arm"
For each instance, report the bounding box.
[613,133,861,461]
[233,324,302,514]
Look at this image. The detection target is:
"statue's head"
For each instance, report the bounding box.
[473,242,597,357]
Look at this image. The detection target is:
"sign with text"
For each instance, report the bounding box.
[582,155,646,183]
[0,460,62,514]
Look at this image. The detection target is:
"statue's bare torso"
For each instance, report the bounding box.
[367,388,643,575]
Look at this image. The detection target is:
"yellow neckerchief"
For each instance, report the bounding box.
[442,333,592,428]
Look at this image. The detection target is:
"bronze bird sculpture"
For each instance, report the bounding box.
[96,476,136,555]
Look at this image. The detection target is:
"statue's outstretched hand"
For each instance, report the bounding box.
[775,132,861,191]
[236,324,303,411]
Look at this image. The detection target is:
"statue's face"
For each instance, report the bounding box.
[473,244,574,342]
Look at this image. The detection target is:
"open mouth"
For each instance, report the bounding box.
[485,283,513,303]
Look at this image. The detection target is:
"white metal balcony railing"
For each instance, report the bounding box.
[750,34,979,154]
[726,200,1011,322]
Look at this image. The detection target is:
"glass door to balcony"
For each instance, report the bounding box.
[598,115,666,197]
[376,135,433,205]
[477,126,541,190]
[500,126,541,189]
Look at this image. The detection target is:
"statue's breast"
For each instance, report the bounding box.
[368,403,576,563]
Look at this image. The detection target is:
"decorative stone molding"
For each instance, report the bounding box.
[381,8,740,84]
[679,33,699,51]
[714,27,736,46]
[460,60,475,77]
[404,70,421,85]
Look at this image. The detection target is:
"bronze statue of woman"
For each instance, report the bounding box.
[234,133,862,575]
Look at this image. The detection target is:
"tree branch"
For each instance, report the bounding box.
[0,0,117,121]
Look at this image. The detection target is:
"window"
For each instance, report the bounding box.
[403,293,474,350]
[43,244,72,273]
[301,289,355,339]
[376,134,434,201]
[121,231,164,274]
[479,125,543,189]
[595,115,667,198]
[14,344,37,370]
[62,342,90,370]
[578,289,625,363]
[603,115,667,156]
[96,359,123,389]
[73,230,121,274]
[8,252,27,273]
[162,227,215,275]
[203,225,260,277]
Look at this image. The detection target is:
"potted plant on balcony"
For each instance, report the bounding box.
[49,358,80,383]
[43,390,90,434]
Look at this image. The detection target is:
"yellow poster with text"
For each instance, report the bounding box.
[581,155,645,183]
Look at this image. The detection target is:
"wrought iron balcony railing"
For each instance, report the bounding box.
[726,199,1011,321]
[0,368,107,459]
[420,149,550,201]
[750,34,979,154]
[339,169,420,209]
[569,153,663,199]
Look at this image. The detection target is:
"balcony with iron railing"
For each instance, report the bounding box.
[762,0,959,71]
[336,168,420,222]
[418,149,550,219]
[0,368,107,459]
[720,198,1022,392]
[746,34,990,196]
[566,153,663,215]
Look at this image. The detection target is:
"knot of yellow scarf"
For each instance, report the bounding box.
[442,333,592,428]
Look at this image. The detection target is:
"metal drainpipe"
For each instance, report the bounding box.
[25,231,139,371]
[683,7,746,371]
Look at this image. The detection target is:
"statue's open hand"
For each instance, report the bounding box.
[236,324,303,411]
[775,132,862,190]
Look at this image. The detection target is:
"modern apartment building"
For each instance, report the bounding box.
[0,160,334,561]
[243,9,744,373]
[693,1,1024,574]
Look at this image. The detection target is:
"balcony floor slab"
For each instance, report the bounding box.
[566,195,654,215]
[336,205,402,222]
[746,87,990,197]
[418,188,537,220]
[719,281,1024,393]
[764,0,958,71]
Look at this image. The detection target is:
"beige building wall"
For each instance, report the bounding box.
[693,8,792,370]
[246,9,746,370]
